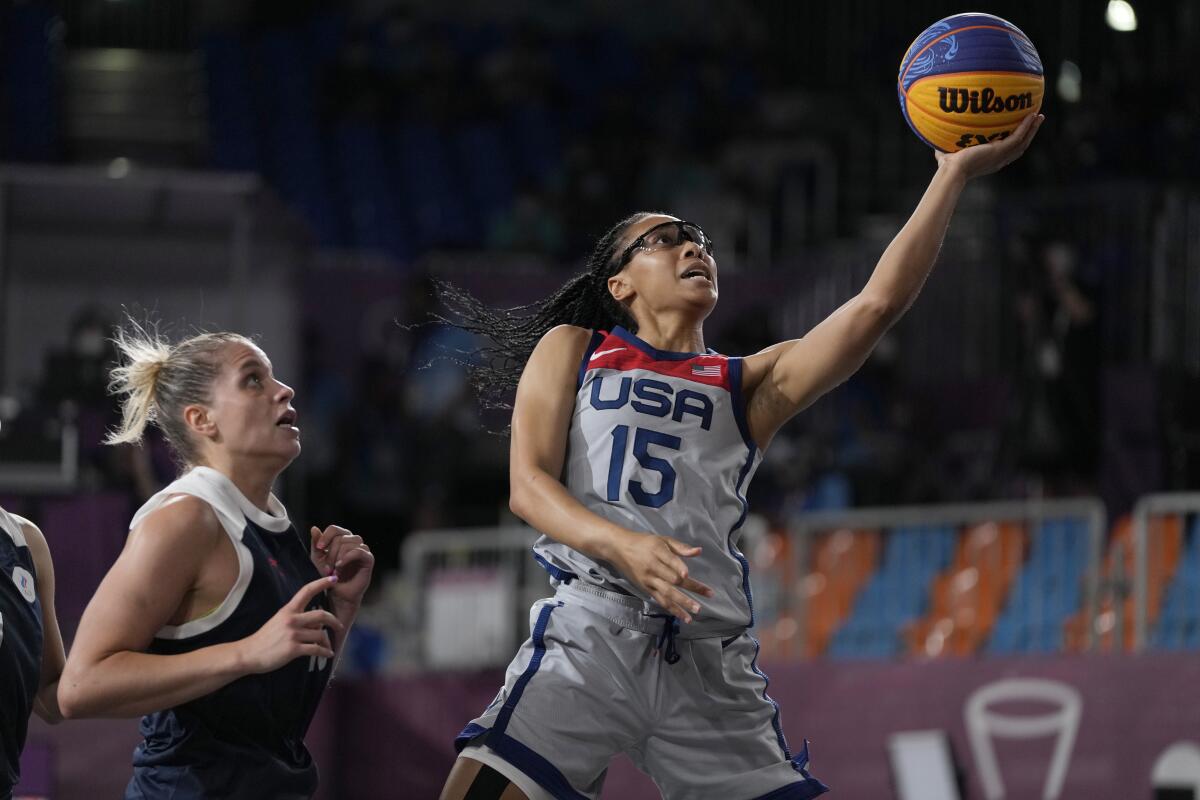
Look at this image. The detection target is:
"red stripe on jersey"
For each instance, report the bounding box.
[584,331,730,390]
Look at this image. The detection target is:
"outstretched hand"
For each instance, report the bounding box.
[935,112,1044,179]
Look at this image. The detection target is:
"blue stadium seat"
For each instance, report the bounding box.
[828,524,955,659]
[332,122,411,260]
[392,122,474,247]
[1152,516,1200,650]
[250,30,341,245]
[201,33,261,171]
[987,517,1090,655]
[453,122,516,230]
[1,4,59,161]
[506,103,562,185]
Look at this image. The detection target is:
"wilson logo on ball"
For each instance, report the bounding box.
[937,87,1035,114]
[897,13,1044,152]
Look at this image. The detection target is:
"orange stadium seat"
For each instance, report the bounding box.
[906,521,1025,658]
[1068,514,1184,652]
[802,528,880,658]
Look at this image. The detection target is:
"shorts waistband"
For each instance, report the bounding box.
[554,579,666,635]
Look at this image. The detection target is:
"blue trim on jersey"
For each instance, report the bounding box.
[490,601,560,738]
[727,357,757,453]
[725,355,758,628]
[611,326,704,361]
[577,330,606,390]
[454,722,587,800]
[532,551,576,584]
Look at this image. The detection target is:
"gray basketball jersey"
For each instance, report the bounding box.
[532,326,762,638]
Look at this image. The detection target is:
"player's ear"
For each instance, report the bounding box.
[183,404,217,439]
[608,273,634,303]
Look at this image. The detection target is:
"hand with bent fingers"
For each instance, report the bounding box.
[936,112,1044,179]
[239,575,342,674]
[606,530,715,623]
[310,524,374,612]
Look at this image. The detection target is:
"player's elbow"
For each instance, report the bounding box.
[508,479,533,524]
[33,681,65,724]
[56,662,106,719]
[855,292,903,330]
[56,679,86,720]
[508,467,547,524]
[36,703,65,725]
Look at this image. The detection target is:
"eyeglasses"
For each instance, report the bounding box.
[616,220,714,267]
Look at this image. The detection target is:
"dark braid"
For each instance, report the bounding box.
[435,212,654,412]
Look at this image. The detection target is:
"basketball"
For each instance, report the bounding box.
[898,13,1044,152]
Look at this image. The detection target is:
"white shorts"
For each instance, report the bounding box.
[454,580,829,800]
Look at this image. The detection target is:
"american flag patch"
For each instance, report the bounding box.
[691,364,722,377]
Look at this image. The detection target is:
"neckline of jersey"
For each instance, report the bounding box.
[189,466,292,533]
[611,326,719,361]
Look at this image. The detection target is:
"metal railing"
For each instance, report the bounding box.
[397,498,1109,667]
[400,527,544,668]
[787,498,1106,655]
[1132,493,1200,652]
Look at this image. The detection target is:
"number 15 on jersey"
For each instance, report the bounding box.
[606,425,681,509]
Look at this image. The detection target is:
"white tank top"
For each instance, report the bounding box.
[532,326,763,638]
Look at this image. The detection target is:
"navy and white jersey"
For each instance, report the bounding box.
[533,326,763,638]
[125,467,330,800]
[0,506,41,800]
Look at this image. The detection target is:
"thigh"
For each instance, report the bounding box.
[643,634,829,800]
[456,598,651,800]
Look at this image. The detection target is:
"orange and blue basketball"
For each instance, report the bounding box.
[898,13,1044,152]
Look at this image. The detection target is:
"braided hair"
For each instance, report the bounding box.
[435,211,656,411]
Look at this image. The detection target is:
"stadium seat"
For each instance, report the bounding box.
[452,122,517,230]
[906,521,1026,657]
[392,122,474,247]
[332,122,412,260]
[828,524,955,659]
[1,4,59,161]
[1065,514,1184,652]
[1152,515,1200,650]
[802,528,879,657]
[506,103,563,185]
[987,517,1090,655]
[201,33,261,171]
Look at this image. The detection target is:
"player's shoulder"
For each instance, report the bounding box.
[741,338,803,391]
[539,324,594,350]
[6,512,46,553]
[9,513,44,544]
[8,514,57,581]
[130,493,223,555]
[531,324,594,365]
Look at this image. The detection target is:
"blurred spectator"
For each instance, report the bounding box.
[1012,239,1102,494]
[34,306,160,499]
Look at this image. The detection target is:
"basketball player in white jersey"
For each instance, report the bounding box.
[58,325,373,799]
[439,113,1043,799]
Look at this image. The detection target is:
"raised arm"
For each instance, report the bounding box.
[14,517,66,723]
[508,325,714,622]
[743,113,1044,447]
[58,496,340,719]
